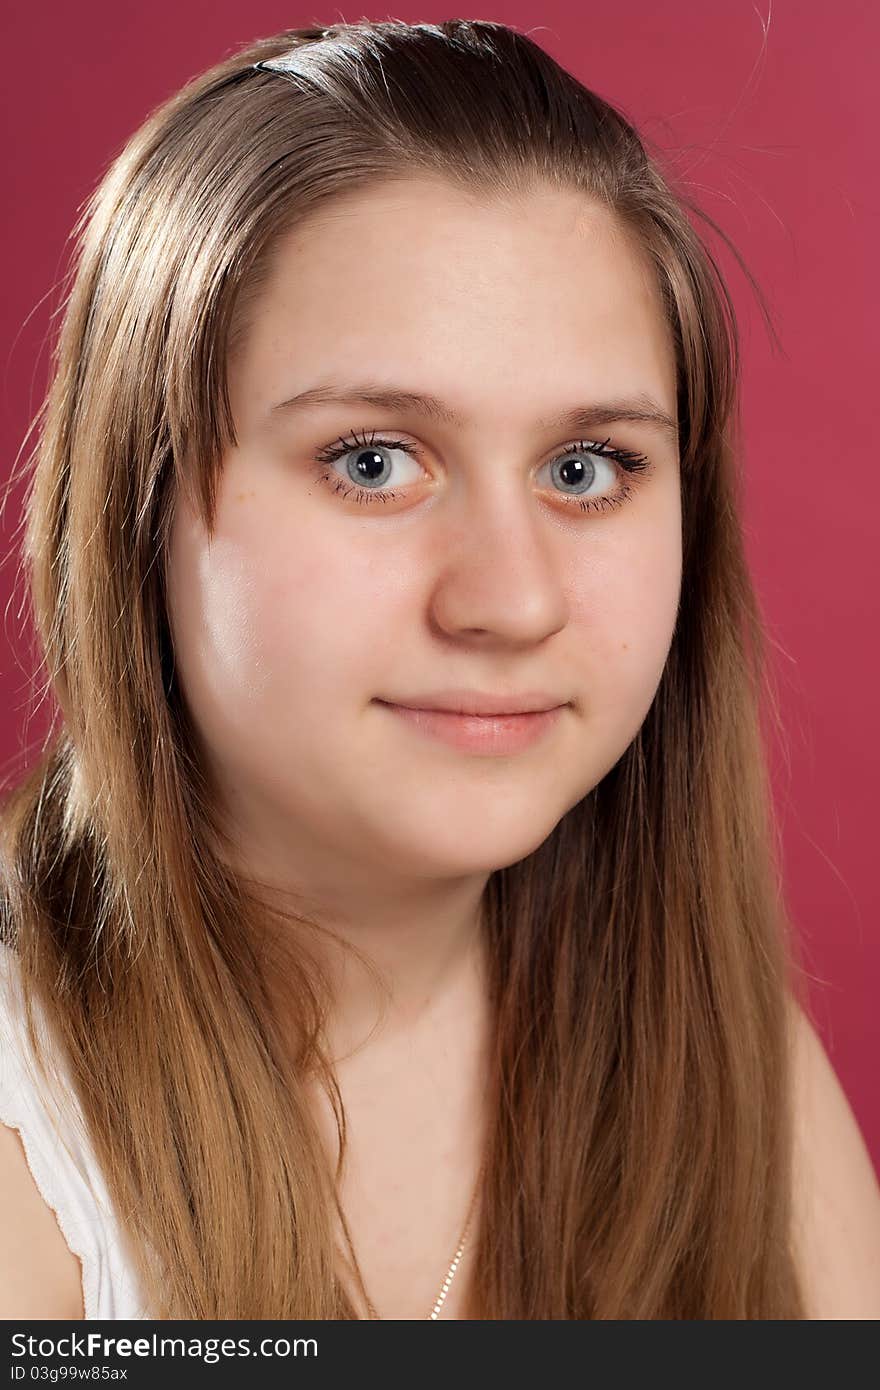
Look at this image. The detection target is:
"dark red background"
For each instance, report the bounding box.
[2,3,877,1171]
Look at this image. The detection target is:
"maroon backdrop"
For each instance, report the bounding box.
[2,2,877,1172]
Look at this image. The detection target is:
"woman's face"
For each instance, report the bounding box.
[165,176,682,900]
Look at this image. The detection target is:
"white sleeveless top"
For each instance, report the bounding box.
[0,942,152,1319]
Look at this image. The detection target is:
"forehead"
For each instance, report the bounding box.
[232,177,676,431]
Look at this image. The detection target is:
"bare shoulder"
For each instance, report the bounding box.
[0,1120,85,1319]
[789,997,880,1319]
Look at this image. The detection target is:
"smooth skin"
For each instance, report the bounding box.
[3,176,879,1318]
[0,1122,85,1319]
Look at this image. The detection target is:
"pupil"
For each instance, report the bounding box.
[558,455,594,489]
[354,449,387,481]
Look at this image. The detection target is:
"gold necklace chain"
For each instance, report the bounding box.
[339,1160,486,1320]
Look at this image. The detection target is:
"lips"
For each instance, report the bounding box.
[377,690,568,716]
[375,699,566,756]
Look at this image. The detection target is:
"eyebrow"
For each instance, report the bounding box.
[269,382,679,443]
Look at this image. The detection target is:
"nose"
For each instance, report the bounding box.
[426,474,569,646]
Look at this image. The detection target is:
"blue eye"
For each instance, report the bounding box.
[311,428,652,515]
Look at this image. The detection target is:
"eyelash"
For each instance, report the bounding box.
[311,427,652,514]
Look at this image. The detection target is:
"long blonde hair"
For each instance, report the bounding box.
[1,19,808,1317]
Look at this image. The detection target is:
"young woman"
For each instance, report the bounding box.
[2,19,879,1321]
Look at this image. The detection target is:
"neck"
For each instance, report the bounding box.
[318,894,490,1064]
[240,848,492,1064]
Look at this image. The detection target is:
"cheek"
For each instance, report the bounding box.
[567,511,682,741]
[165,494,391,747]
[255,549,398,712]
